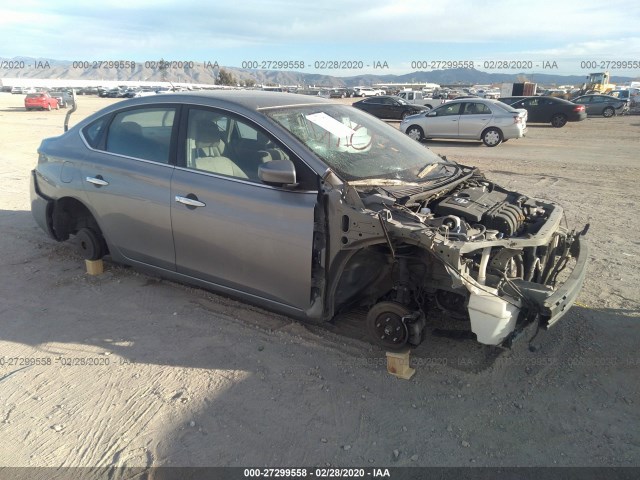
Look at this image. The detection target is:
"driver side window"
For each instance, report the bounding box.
[437,103,462,116]
[185,108,317,189]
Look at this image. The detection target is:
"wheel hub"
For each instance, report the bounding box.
[374,313,407,346]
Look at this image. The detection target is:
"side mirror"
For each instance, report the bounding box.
[427,111,437,117]
[259,159,297,186]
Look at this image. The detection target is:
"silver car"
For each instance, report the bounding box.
[400,98,527,147]
[31,91,587,350]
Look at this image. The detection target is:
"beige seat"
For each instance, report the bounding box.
[256,131,287,161]
[194,121,226,158]
[195,156,248,179]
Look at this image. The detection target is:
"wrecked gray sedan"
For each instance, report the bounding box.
[31,91,588,350]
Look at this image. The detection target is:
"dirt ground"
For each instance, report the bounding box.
[0,92,638,470]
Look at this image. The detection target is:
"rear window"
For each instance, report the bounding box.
[492,102,520,113]
[26,93,43,98]
[82,117,110,149]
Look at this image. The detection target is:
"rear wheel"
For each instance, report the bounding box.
[405,125,424,141]
[76,228,107,261]
[551,114,567,128]
[482,127,502,147]
[367,302,411,350]
[602,107,615,118]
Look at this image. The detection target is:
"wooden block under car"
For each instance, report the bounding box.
[386,349,415,380]
[85,259,104,275]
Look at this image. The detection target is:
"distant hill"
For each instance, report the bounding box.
[1,57,637,87]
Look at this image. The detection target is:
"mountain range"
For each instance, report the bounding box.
[1,57,638,87]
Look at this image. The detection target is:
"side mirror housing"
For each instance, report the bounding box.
[258,159,297,186]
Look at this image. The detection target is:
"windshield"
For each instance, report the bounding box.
[264,103,447,183]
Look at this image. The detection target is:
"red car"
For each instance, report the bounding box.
[25,92,59,111]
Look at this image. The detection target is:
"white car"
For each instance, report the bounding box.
[354,87,384,97]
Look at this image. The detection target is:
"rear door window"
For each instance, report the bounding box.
[104,107,177,163]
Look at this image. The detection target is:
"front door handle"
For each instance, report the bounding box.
[175,195,206,208]
[86,176,109,186]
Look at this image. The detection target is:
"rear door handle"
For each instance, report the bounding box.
[86,176,109,186]
[175,195,206,208]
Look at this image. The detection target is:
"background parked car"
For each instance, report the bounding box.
[500,96,586,128]
[24,92,59,111]
[353,87,384,97]
[49,90,75,108]
[352,95,429,120]
[400,98,527,147]
[572,94,627,117]
[326,88,352,98]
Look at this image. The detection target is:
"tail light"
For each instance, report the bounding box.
[573,105,585,112]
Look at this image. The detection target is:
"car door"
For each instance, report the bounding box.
[540,97,564,122]
[518,98,543,122]
[573,96,593,114]
[361,97,383,117]
[79,106,178,270]
[458,102,493,138]
[380,97,401,118]
[588,95,608,114]
[170,106,318,310]
[424,102,462,137]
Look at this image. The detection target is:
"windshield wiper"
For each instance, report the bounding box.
[417,162,458,179]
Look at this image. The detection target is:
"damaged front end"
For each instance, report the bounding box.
[324,168,589,350]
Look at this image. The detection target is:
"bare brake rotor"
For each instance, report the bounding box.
[366,302,411,350]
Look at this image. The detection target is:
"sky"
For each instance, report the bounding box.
[1,0,639,78]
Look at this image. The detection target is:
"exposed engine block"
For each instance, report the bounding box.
[433,185,526,237]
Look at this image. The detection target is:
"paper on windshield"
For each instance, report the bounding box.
[305,112,356,138]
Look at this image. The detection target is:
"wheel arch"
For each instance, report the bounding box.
[324,241,394,319]
[49,196,106,246]
[481,125,503,137]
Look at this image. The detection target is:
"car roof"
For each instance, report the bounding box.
[163,90,331,109]
[439,97,502,104]
[82,91,334,119]
[507,96,573,104]
[362,95,396,99]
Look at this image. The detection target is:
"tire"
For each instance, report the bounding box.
[551,114,567,128]
[602,107,614,118]
[366,302,411,351]
[76,228,107,261]
[405,125,425,141]
[482,127,502,147]
[401,110,411,120]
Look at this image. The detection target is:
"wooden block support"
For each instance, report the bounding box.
[386,349,415,380]
[85,259,104,276]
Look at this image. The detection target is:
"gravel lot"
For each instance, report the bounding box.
[0,92,638,470]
